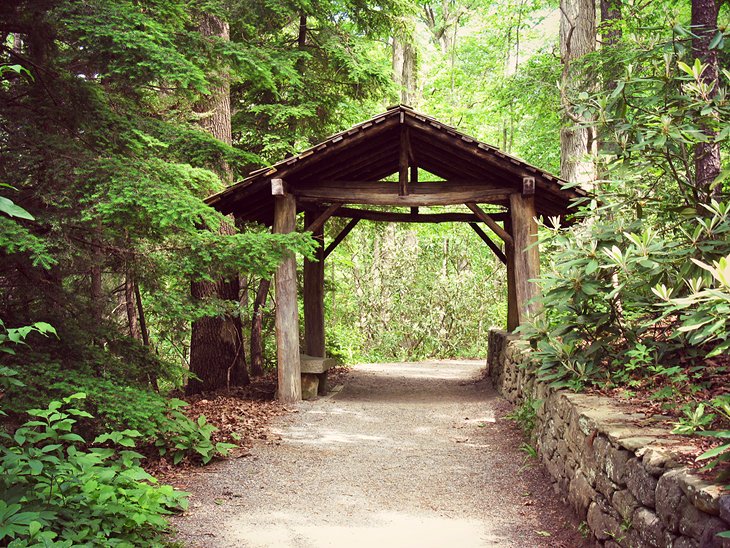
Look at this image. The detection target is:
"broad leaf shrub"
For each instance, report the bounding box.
[3,350,235,464]
[0,393,188,546]
[520,201,730,391]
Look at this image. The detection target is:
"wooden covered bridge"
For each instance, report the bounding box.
[206,105,586,402]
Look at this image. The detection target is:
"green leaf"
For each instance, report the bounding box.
[697,442,730,460]
[0,196,34,220]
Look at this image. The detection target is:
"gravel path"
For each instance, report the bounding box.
[173,360,585,548]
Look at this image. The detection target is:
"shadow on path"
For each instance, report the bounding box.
[173,360,586,548]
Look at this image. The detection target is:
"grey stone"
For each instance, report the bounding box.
[626,457,658,507]
[613,489,640,521]
[569,470,596,517]
[719,496,730,523]
[588,500,621,541]
[633,507,666,548]
[596,472,619,499]
[606,445,632,485]
[641,447,681,477]
[656,469,687,533]
[699,517,730,548]
[680,503,709,540]
[301,373,319,400]
[674,537,699,548]
[679,472,724,516]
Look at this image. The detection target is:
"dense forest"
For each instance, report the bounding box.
[1,0,729,545]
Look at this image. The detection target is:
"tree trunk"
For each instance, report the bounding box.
[560,0,597,187]
[599,0,622,46]
[187,13,249,395]
[124,266,140,341]
[392,20,417,105]
[692,0,721,200]
[250,278,270,377]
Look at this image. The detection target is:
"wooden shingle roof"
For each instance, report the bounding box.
[206,105,587,225]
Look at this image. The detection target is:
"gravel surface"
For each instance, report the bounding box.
[172,360,588,548]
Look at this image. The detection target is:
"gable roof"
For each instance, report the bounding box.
[206,104,587,225]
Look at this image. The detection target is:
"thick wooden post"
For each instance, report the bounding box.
[509,194,540,326]
[304,210,325,358]
[504,217,519,331]
[273,189,301,402]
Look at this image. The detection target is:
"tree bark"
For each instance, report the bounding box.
[692,0,721,199]
[392,19,418,105]
[187,13,249,395]
[560,0,597,187]
[124,266,140,341]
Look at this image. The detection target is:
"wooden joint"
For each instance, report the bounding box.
[304,203,342,234]
[522,177,535,196]
[271,178,287,196]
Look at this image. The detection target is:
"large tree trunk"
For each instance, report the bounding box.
[392,20,417,106]
[692,0,721,200]
[559,0,597,186]
[187,13,248,395]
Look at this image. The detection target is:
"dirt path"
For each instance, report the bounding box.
[172,360,586,547]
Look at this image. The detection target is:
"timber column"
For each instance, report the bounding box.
[509,179,541,325]
[272,179,302,402]
[303,209,325,359]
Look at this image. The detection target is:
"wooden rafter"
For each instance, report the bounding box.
[465,202,514,246]
[469,223,506,264]
[323,218,360,259]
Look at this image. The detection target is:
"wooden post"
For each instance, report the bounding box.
[399,127,409,196]
[273,188,301,402]
[504,217,519,331]
[304,210,325,358]
[509,194,540,326]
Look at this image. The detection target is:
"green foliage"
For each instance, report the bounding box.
[151,400,236,465]
[326,219,506,362]
[3,359,234,465]
[505,397,542,441]
[0,393,188,546]
[520,199,730,390]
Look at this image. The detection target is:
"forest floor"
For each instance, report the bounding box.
[171,360,590,548]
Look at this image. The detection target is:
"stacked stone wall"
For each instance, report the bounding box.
[487,329,729,548]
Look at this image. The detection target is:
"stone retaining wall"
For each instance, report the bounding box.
[487,329,729,548]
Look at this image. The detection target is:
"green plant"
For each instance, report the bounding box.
[506,397,543,440]
[0,393,188,546]
[153,399,235,465]
[694,395,730,478]
[655,248,730,358]
[672,403,716,435]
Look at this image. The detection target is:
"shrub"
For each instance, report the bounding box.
[0,393,188,546]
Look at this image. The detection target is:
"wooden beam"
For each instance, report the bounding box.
[273,193,301,402]
[304,203,341,233]
[465,202,514,246]
[293,182,513,207]
[468,223,506,264]
[399,126,409,196]
[324,218,359,259]
[271,178,286,195]
[509,194,541,325]
[522,176,535,195]
[303,210,325,359]
[333,207,507,224]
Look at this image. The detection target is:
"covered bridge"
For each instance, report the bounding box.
[206,105,587,402]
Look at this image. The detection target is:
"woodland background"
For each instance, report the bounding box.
[1,0,729,545]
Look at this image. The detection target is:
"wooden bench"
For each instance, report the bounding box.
[300,354,336,400]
